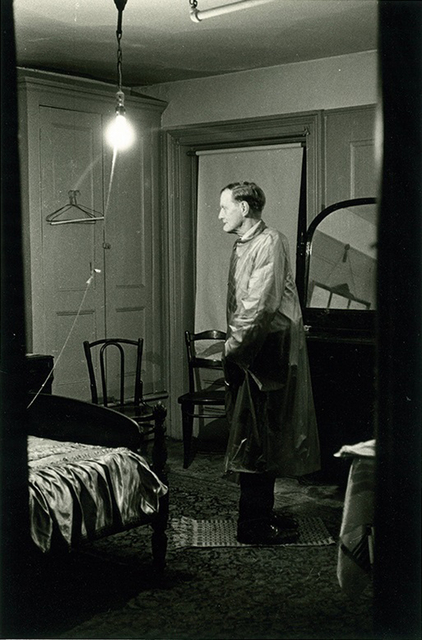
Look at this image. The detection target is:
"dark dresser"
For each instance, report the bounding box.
[305,329,375,481]
[26,354,54,395]
[299,198,377,483]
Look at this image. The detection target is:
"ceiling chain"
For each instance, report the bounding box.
[116,30,123,91]
[113,0,128,91]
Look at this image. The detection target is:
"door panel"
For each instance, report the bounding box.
[351,141,376,197]
[324,106,377,206]
[39,107,105,399]
[102,125,154,395]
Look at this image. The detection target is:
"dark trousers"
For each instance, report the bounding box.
[238,472,276,535]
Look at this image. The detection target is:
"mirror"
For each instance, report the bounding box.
[305,198,377,311]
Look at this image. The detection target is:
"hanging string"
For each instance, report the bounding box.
[27,267,100,409]
[105,147,119,215]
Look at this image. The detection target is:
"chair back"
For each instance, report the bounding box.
[185,330,226,394]
[83,338,144,408]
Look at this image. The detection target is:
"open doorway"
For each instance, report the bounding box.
[163,112,321,439]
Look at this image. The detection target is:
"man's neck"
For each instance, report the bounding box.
[235,216,261,238]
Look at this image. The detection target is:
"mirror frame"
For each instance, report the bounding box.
[302,197,377,339]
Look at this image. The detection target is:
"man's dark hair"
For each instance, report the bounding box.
[221,181,266,213]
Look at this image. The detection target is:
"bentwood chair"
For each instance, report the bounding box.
[177,330,226,468]
[83,338,157,445]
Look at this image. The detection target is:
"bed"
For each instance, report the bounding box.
[26,393,169,571]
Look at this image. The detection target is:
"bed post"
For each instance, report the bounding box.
[150,402,169,572]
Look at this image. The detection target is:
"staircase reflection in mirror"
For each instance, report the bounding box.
[306,199,377,311]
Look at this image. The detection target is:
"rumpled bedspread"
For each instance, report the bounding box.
[28,436,168,553]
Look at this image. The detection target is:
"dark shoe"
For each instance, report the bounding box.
[237,523,300,545]
[271,511,299,530]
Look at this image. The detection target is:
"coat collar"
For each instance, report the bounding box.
[236,219,267,244]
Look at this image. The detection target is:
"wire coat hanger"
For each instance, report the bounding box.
[46,190,105,225]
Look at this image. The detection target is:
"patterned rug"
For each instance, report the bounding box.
[25,440,374,640]
[171,516,335,548]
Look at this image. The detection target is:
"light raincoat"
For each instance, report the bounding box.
[223,220,320,477]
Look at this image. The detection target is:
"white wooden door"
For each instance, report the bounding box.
[39,107,105,399]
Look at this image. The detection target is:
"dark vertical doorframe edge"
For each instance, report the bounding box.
[0,0,33,636]
[295,143,307,308]
[374,2,422,638]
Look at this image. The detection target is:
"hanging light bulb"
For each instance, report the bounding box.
[106,90,135,150]
[106,0,135,151]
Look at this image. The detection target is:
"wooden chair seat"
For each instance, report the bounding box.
[108,401,155,420]
[178,389,225,407]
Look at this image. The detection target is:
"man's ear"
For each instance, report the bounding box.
[240,200,249,217]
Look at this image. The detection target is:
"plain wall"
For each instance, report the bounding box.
[137,51,378,127]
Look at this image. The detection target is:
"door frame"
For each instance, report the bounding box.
[162,111,323,439]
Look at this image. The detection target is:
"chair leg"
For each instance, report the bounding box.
[150,403,168,573]
[151,403,168,482]
[151,491,168,573]
[138,428,149,458]
[182,403,194,468]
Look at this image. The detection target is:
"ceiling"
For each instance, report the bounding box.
[13,0,378,88]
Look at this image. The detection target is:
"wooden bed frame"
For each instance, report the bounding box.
[27,393,169,571]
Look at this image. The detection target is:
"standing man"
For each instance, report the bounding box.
[219,181,320,545]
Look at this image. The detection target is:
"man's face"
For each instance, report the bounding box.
[218,189,244,234]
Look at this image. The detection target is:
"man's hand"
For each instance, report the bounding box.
[223,357,245,388]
